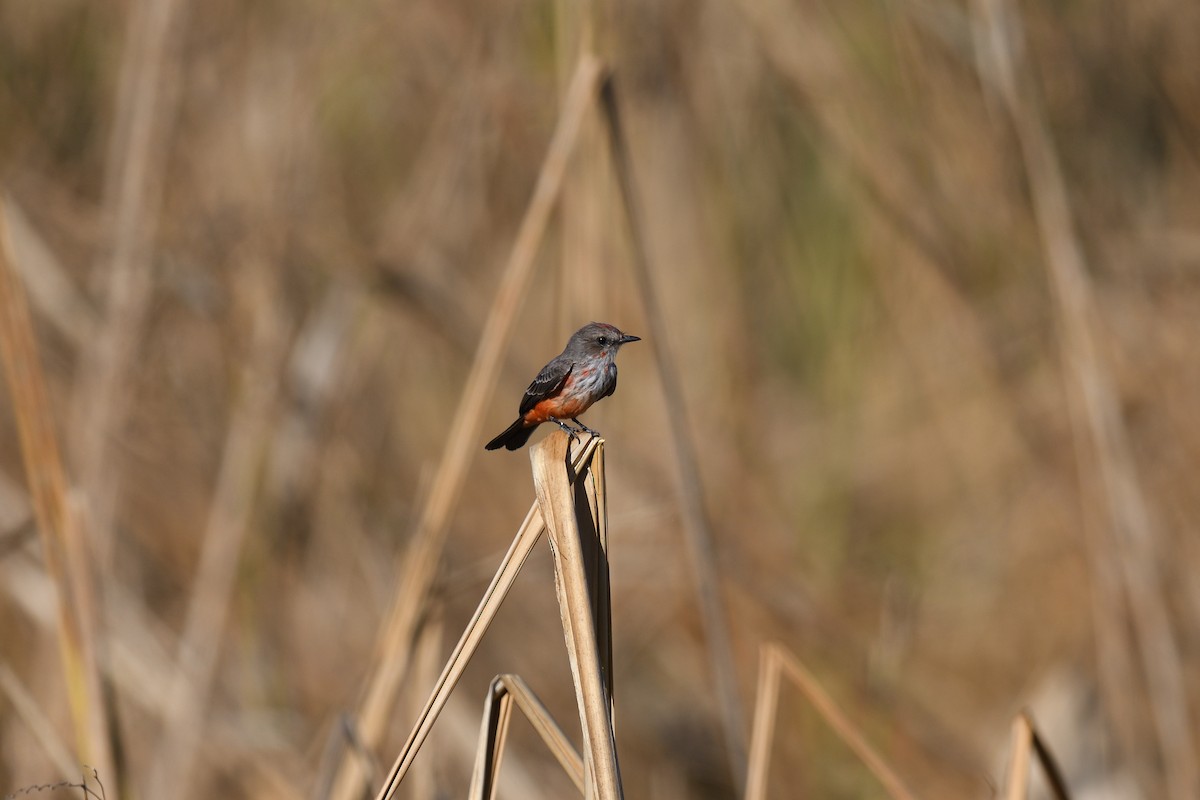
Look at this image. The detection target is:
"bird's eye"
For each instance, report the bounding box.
[597,336,608,346]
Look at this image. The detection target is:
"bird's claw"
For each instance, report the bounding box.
[551,418,581,443]
[570,418,600,438]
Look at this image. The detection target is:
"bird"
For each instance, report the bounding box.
[485,322,641,451]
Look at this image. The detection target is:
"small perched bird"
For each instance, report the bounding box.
[485,322,641,451]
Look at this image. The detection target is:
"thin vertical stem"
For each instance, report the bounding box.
[599,76,749,791]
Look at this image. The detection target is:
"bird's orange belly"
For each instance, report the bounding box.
[524,393,593,423]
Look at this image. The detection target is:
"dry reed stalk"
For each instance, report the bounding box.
[599,76,748,790]
[372,435,603,800]
[143,262,287,800]
[1002,711,1071,800]
[468,674,586,799]
[0,207,118,792]
[975,3,1197,798]
[330,54,605,800]
[744,642,917,800]
[531,431,622,800]
[69,0,188,569]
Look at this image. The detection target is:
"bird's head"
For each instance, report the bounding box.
[570,322,641,358]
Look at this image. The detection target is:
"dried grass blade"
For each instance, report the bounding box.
[0,204,117,790]
[599,76,748,790]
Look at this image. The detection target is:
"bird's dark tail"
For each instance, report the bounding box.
[484,419,536,451]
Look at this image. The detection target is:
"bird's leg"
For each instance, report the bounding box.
[571,417,600,438]
[549,417,581,443]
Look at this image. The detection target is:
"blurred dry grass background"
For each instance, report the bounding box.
[1,0,1199,798]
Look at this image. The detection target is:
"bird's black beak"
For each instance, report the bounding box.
[619,334,641,344]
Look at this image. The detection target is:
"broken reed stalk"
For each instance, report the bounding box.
[1003,711,1071,800]
[468,674,586,799]
[744,642,917,800]
[330,54,604,800]
[531,431,622,800]
[976,3,1197,798]
[373,435,604,800]
[0,204,118,792]
[600,75,748,791]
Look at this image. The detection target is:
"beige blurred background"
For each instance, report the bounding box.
[1,0,1198,798]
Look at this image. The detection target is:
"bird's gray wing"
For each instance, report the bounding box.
[519,360,573,415]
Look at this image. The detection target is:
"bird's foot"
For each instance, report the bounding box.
[550,418,581,443]
[570,418,601,438]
